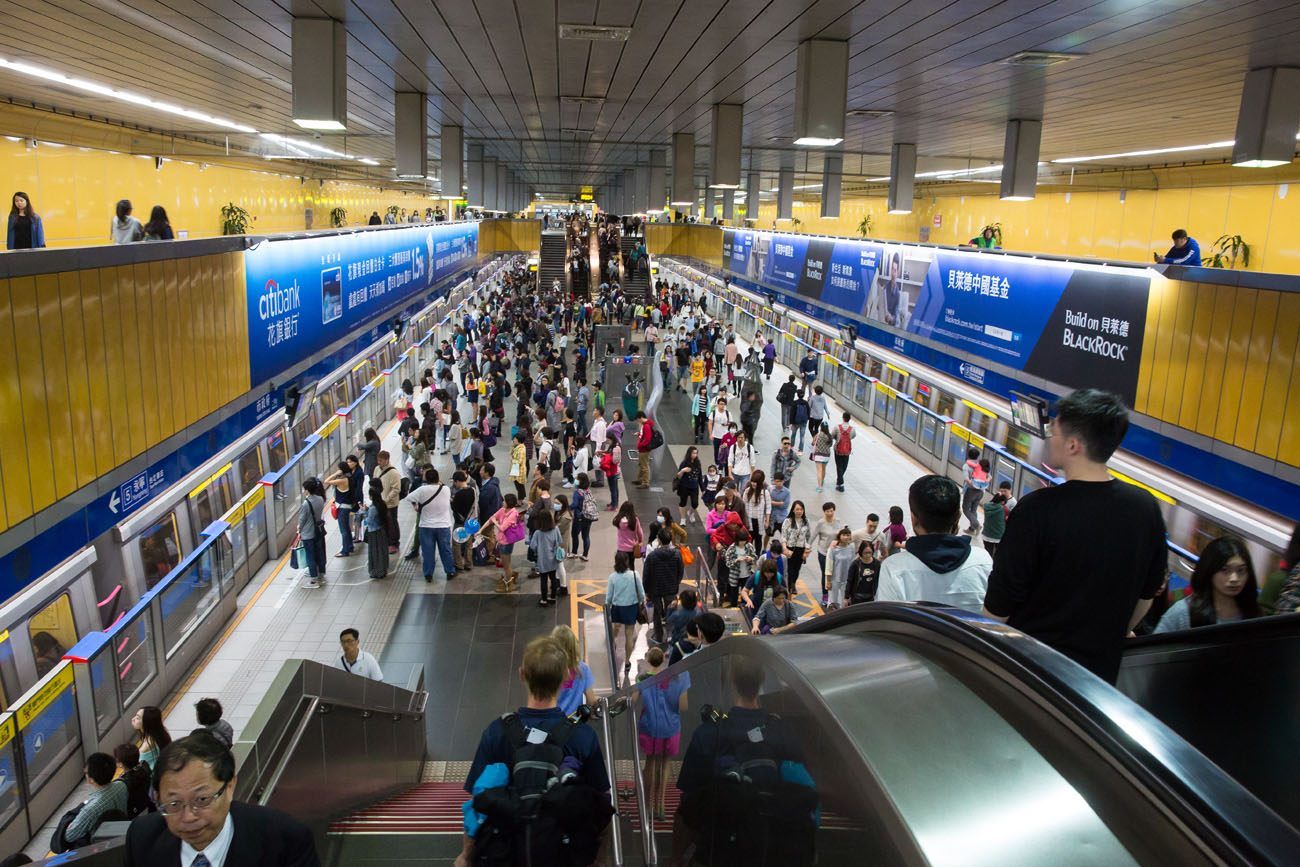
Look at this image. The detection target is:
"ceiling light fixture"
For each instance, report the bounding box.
[1052,141,1234,164]
[1002,50,1084,67]
[0,57,257,133]
[559,24,631,41]
[846,109,894,119]
[794,137,843,147]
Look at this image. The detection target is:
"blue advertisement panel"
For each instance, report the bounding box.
[721,229,1151,403]
[244,222,479,385]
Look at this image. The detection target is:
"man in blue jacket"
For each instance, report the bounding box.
[1156,229,1201,265]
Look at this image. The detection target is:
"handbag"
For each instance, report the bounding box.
[329,500,339,520]
[290,534,307,569]
[635,599,650,624]
[678,544,695,566]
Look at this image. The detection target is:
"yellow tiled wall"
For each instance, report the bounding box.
[480,219,541,253]
[644,224,723,267]
[0,138,452,248]
[1135,276,1300,468]
[0,253,250,533]
[749,177,1300,275]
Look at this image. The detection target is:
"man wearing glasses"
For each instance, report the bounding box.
[124,732,318,866]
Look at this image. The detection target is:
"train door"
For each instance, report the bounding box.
[913,380,934,410]
[934,391,956,420]
[188,470,234,543]
[137,511,185,590]
[237,445,265,495]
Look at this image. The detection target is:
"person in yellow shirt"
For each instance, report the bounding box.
[690,356,705,385]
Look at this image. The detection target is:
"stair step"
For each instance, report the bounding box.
[327,782,467,836]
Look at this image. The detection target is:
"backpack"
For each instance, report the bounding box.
[471,715,613,867]
[834,424,853,456]
[482,417,498,448]
[548,442,562,472]
[792,400,810,425]
[677,710,818,867]
[647,426,665,450]
[576,489,599,521]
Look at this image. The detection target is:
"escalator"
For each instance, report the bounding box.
[39,608,1300,866]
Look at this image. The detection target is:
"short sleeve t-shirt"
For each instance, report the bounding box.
[983,480,1167,683]
[637,672,691,739]
[557,662,594,715]
[465,706,609,794]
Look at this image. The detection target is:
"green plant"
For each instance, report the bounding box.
[220,202,252,236]
[857,213,874,238]
[329,206,348,228]
[791,216,803,231]
[1202,234,1250,269]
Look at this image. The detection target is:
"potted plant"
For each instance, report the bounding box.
[857,214,873,238]
[791,216,803,232]
[220,202,252,236]
[1202,234,1249,269]
[329,206,348,228]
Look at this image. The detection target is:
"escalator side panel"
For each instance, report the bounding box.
[1118,623,1300,829]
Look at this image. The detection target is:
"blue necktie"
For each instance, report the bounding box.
[192,856,211,867]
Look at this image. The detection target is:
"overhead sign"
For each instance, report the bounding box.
[722,228,1151,402]
[244,222,479,385]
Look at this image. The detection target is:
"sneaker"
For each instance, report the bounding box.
[580,554,589,562]
[562,481,574,488]
[815,486,823,493]
[538,598,550,607]
[304,579,320,589]
[836,485,845,493]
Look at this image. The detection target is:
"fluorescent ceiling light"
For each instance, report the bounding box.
[916,164,1003,179]
[1001,196,1034,201]
[293,119,347,131]
[1052,141,1234,164]
[888,209,911,214]
[0,57,256,133]
[670,200,694,206]
[258,133,376,164]
[357,158,380,166]
[1233,158,1290,168]
[708,183,740,189]
[794,137,843,147]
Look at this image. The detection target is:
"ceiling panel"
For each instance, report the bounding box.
[0,0,1297,194]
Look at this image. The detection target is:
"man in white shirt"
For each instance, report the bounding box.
[408,468,456,582]
[876,475,992,613]
[727,431,758,487]
[708,397,733,464]
[852,513,889,558]
[337,628,384,681]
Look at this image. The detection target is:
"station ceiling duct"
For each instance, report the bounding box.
[496,162,508,211]
[441,124,463,197]
[777,167,793,220]
[466,144,484,207]
[1232,67,1300,168]
[672,133,695,205]
[746,170,761,219]
[484,155,498,211]
[794,39,848,147]
[648,149,666,212]
[291,18,348,130]
[710,104,743,188]
[888,143,916,214]
[820,153,843,218]
[722,188,735,221]
[1000,119,1042,201]
[394,92,426,178]
[704,185,716,219]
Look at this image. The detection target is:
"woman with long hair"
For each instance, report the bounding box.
[132,706,172,770]
[781,500,812,595]
[612,501,644,564]
[605,550,645,686]
[364,480,390,580]
[1154,536,1261,633]
[809,421,833,493]
[674,445,703,525]
[742,470,772,550]
[111,199,143,244]
[552,624,596,713]
[142,205,174,241]
[7,191,45,249]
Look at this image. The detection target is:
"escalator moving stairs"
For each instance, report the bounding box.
[327,782,465,835]
[540,233,568,294]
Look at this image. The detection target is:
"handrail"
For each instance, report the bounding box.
[602,604,657,864]
[254,696,320,805]
[789,602,1300,865]
[595,698,625,867]
[696,546,717,609]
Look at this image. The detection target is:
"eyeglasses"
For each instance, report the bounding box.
[158,782,229,816]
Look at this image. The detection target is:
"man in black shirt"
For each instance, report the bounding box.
[982,389,1166,683]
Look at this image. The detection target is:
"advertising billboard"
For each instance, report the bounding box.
[721,229,1150,402]
[244,222,478,385]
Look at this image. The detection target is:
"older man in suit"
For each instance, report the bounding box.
[124,732,318,867]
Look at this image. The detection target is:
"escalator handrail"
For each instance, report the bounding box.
[1124,608,1300,651]
[603,604,658,865]
[793,602,1300,864]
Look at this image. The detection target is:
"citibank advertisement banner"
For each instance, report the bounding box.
[244,222,478,385]
[722,229,1150,402]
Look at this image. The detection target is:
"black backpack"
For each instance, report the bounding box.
[472,714,613,866]
[547,442,562,472]
[678,709,818,867]
[647,426,665,450]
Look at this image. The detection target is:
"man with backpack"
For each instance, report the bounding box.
[458,636,612,867]
[53,753,129,852]
[776,374,799,429]
[832,412,856,493]
[674,654,818,867]
[635,412,662,488]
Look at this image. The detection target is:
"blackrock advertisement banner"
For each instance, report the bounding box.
[244,222,478,386]
[722,228,1150,403]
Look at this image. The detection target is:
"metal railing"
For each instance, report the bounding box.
[602,604,659,865]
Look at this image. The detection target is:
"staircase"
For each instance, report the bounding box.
[623,256,650,304]
[540,231,568,294]
[325,782,466,864]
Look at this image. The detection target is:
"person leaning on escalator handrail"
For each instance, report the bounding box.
[1153,536,1261,633]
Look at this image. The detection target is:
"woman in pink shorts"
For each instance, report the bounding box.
[635,647,690,821]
